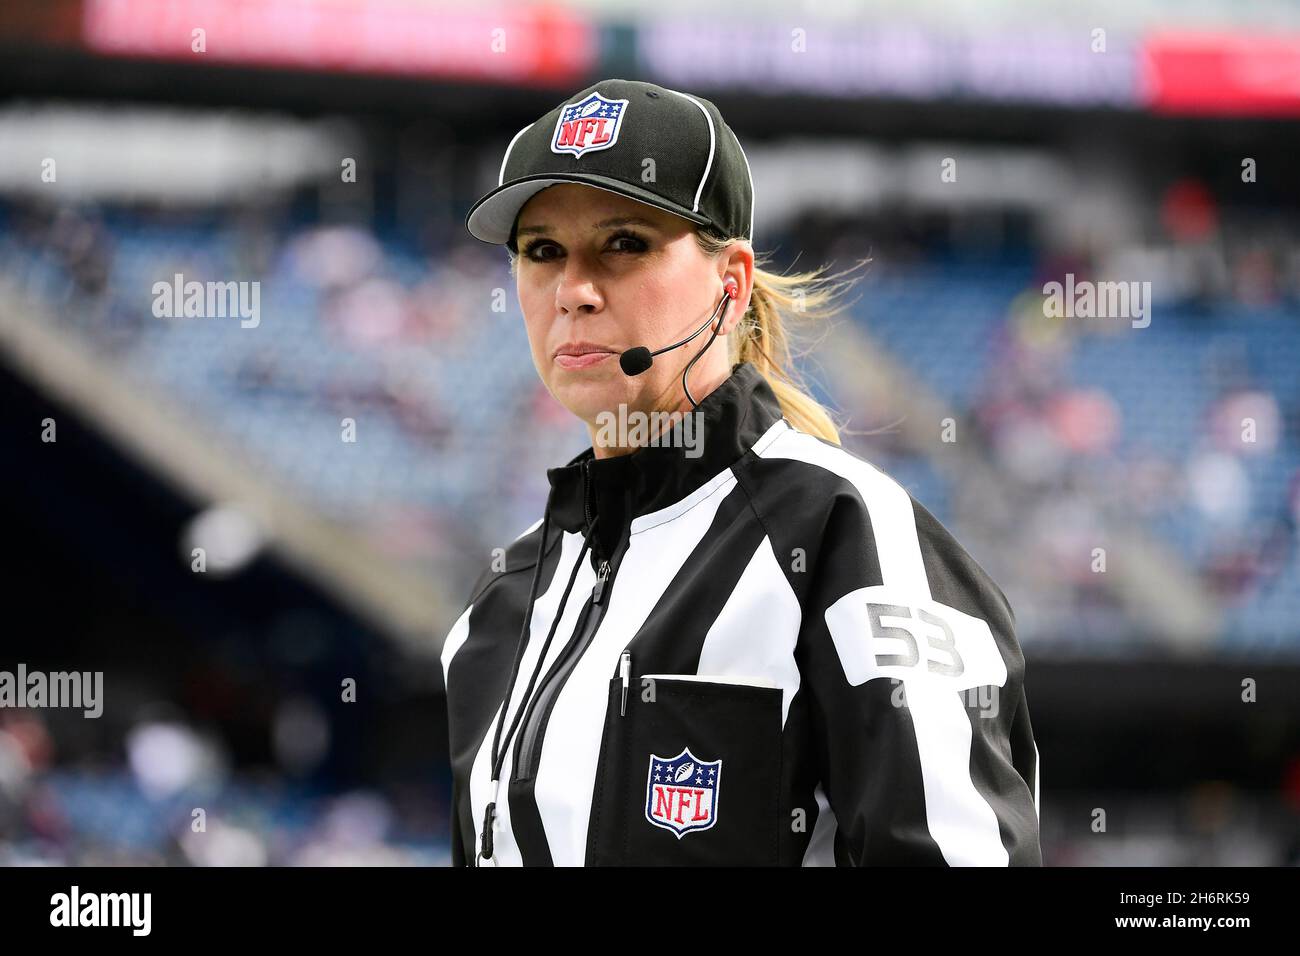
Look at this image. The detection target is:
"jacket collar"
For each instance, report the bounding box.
[544,361,784,562]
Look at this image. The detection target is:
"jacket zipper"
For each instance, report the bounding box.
[511,457,617,782]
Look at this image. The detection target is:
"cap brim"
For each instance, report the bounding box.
[464,173,714,246]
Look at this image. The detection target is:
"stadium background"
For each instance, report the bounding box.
[1,0,1298,865]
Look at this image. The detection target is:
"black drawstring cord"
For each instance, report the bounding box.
[477,508,600,866]
[476,486,554,865]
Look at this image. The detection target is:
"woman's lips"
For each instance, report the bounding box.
[554,351,616,369]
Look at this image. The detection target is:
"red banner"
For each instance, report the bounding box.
[83,0,596,85]
[1143,30,1300,117]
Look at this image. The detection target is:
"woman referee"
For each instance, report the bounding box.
[443,78,1042,866]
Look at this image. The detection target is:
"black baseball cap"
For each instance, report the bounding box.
[464,78,755,252]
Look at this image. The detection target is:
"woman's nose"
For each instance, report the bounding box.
[554,258,604,316]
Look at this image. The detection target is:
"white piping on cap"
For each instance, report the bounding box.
[731,125,756,242]
[499,122,536,186]
[661,88,715,215]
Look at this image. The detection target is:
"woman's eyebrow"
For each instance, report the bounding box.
[515,216,661,238]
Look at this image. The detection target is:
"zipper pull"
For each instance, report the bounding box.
[619,650,631,716]
[592,559,611,605]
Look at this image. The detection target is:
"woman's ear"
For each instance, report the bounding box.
[721,272,752,333]
[718,243,754,332]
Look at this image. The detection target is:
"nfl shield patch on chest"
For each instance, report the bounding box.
[645,747,722,837]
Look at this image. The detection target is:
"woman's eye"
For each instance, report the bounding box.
[523,242,559,262]
[608,232,647,253]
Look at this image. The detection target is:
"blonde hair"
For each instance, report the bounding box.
[693,230,866,445]
[508,226,867,444]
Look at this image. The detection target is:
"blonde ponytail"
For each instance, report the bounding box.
[695,231,868,445]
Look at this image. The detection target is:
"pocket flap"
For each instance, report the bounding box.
[640,673,778,689]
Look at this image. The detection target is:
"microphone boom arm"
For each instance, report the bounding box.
[618,289,733,410]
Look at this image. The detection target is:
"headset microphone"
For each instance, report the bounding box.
[616,346,655,377]
[618,279,738,408]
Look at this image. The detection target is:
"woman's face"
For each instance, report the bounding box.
[514,183,748,443]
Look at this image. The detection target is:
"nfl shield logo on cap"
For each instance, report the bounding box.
[551,92,629,159]
[645,746,722,838]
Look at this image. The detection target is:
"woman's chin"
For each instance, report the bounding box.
[551,375,633,423]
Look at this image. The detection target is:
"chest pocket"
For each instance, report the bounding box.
[586,673,783,866]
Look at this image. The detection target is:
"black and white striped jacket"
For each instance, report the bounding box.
[440,361,1042,866]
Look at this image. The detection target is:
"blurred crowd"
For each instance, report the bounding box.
[0,712,449,866]
[4,195,1299,651]
[3,185,1298,865]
